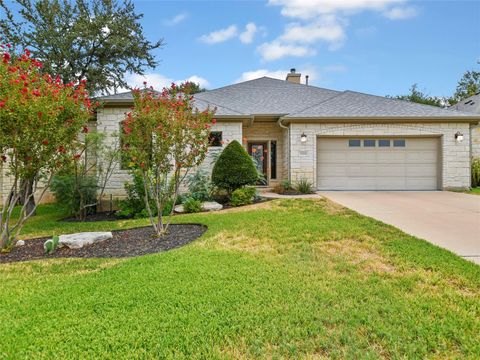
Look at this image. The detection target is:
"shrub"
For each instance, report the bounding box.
[230,187,257,207]
[295,178,314,194]
[44,235,60,254]
[186,170,214,201]
[51,174,97,218]
[273,180,295,195]
[183,198,202,213]
[212,140,258,194]
[472,157,480,188]
[116,172,173,218]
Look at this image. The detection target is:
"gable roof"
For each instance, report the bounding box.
[97,77,478,120]
[448,93,480,114]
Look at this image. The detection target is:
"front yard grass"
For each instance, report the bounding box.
[465,187,480,195]
[1,199,479,358]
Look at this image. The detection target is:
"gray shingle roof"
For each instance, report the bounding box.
[96,91,135,102]
[97,78,478,119]
[193,77,340,116]
[448,93,480,114]
[284,90,475,118]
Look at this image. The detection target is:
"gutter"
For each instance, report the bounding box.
[277,116,290,181]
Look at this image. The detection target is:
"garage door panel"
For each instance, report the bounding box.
[405,151,437,162]
[316,137,439,190]
[347,152,376,162]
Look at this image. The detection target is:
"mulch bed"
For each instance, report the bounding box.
[0,224,206,264]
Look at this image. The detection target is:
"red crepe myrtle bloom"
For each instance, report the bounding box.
[6,43,11,48]
[3,52,11,63]
[32,89,41,97]
[73,154,81,160]
[82,126,89,133]
[211,118,217,125]
[0,100,5,108]
[42,139,49,145]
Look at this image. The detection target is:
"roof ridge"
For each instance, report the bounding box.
[286,90,347,116]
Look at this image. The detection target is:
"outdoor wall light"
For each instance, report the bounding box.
[455,131,464,142]
[300,132,307,142]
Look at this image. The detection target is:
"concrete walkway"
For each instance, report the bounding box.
[319,191,480,265]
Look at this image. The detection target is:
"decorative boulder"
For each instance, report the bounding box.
[202,201,223,211]
[174,201,223,213]
[16,240,26,247]
[58,232,113,249]
[174,204,185,213]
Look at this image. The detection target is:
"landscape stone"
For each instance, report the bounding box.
[58,232,113,249]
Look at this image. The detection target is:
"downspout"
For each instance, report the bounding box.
[277,116,290,182]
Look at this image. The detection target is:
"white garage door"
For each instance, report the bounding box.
[316,137,440,190]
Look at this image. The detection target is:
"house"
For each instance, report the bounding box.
[1,70,478,206]
[95,69,478,197]
[448,93,480,159]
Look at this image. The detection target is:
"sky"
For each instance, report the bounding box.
[128,0,479,98]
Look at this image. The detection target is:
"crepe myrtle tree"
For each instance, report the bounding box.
[122,82,215,236]
[0,45,92,250]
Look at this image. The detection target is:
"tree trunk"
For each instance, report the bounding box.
[19,178,36,216]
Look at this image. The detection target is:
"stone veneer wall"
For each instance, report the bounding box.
[96,107,244,199]
[289,122,471,189]
[471,124,480,159]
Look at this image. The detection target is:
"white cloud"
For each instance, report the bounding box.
[257,41,316,62]
[383,6,417,20]
[125,73,210,90]
[235,67,319,83]
[199,25,238,44]
[239,23,258,44]
[163,12,188,26]
[268,0,406,19]
[280,15,345,50]
[185,75,210,88]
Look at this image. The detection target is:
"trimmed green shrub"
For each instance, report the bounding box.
[472,157,480,188]
[295,178,314,194]
[183,198,202,213]
[212,140,258,194]
[51,174,97,218]
[230,187,257,207]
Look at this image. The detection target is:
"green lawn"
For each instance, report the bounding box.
[1,199,479,359]
[465,187,480,195]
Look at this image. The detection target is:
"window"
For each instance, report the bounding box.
[364,139,376,147]
[378,139,390,147]
[208,131,223,147]
[270,141,277,179]
[393,139,406,147]
[348,139,361,147]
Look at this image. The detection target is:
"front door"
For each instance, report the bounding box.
[248,142,268,185]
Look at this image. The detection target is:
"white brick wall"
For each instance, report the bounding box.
[289,122,471,189]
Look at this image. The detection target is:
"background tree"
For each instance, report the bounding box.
[122,83,215,236]
[0,0,163,95]
[451,70,480,104]
[0,48,92,250]
[388,83,444,107]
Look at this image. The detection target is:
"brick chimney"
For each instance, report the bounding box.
[286,68,301,84]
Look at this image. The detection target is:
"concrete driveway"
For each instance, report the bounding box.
[318,191,480,264]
